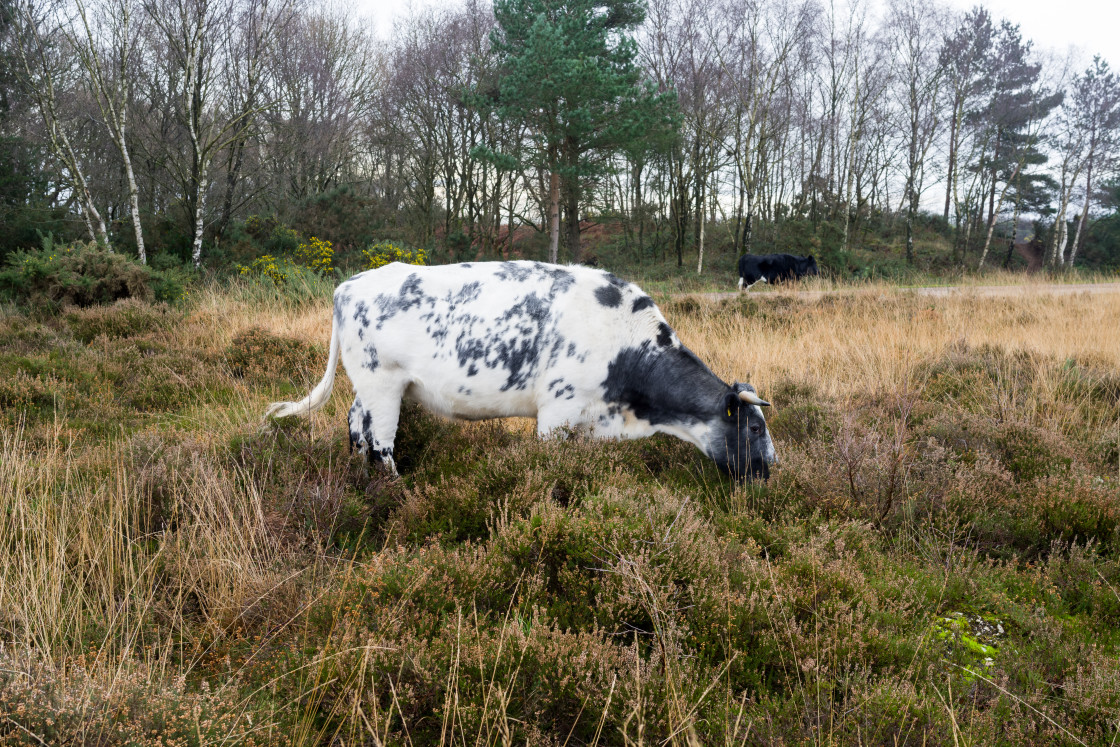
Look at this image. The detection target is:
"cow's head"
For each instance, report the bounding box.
[802,255,820,276]
[709,382,776,481]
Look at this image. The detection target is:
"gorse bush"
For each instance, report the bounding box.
[0,241,189,309]
[238,236,334,286]
[238,253,292,285]
[294,236,334,273]
[362,240,427,270]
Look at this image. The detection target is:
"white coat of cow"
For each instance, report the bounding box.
[266,261,776,479]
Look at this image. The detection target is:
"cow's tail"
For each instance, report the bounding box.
[265,315,341,420]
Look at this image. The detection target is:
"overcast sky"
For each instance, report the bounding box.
[355,0,1119,70]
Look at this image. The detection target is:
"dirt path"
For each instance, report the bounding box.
[687,281,1120,303]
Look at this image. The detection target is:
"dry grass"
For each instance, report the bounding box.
[1,277,1119,745]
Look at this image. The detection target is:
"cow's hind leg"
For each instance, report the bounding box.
[351,371,409,476]
[348,396,366,456]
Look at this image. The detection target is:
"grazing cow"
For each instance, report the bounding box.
[266,261,776,480]
[738,253,819,290]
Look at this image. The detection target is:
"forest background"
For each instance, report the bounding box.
[1,0,1119,284]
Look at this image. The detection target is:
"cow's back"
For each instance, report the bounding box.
[333,261,666,420]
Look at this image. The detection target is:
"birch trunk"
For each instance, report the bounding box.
[191,169,208,267]
[14,4,109,246]
[1069,163,1093,267]
[978,162,1020,269]
[696,183,705,274]
[73,0,144,261]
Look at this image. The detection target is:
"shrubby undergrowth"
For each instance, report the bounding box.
[0,240,190,309]
[1,282,1118,744]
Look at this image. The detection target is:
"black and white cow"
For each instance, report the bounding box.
[266,261,776,480]
[737,253,819,290]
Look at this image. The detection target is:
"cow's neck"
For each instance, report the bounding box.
[604,342,727,451]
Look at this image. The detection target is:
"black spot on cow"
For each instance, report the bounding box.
[493,262,576,294]
[656,323,673,347]
[334,291,353,327]
[490,292,550,390]
[364,343,379,372]
[631,296,654,313]
[374,273,432,329]
[451,281,482,305]
[554,384,575,400]
[567,342,578,357]
[595,284,623,308]
[353,300,371,327]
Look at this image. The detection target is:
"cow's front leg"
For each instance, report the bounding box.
[536,402,589,439]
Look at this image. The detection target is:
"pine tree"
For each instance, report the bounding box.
[967,21,1061,268]
[481,0,676,262]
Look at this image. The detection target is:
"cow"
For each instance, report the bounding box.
[266,261,777,480]
[738,253,819,290]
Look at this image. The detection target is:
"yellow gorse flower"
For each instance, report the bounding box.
[238,254,290,284]
[295,237,334,273]
[362,242,427,270]
[238,235,333,285]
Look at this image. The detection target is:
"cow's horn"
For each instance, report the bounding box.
[738,390,771,407]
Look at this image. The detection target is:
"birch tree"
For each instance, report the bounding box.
[70,0,146,262]
[12,0,109,245]
[886,0,943,264]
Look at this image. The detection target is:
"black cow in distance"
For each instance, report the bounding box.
[737,253,819,290]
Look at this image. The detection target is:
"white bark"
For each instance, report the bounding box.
[13,1,110,247]
[978,162,1019,270]
[1068,164,1093,268]
[696,185,705,274]
[191,170,208,267]
[72,0,146,262]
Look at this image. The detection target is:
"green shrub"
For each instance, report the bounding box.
[0,241,188,309]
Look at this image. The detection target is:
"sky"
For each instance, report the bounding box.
[355,0,1120,70]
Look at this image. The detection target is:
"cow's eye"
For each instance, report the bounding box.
[750,424,761,434]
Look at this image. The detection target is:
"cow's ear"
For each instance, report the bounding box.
[722,392,741,421]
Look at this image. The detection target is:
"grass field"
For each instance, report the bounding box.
[1,275,1119,745]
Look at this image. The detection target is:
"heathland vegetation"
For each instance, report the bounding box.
[1,256,1119,742]
[3,0,1120,741]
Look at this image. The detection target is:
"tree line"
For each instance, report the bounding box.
[1,0,1118,273]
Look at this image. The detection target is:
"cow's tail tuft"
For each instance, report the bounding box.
[265,315,341,420]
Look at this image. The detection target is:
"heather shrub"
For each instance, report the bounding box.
[919,410,1075,482]
[63,298,182,343]
[226,326,323,384]
[0,369,73,414]
[4,278,1120,745]
[0,649,286,747]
